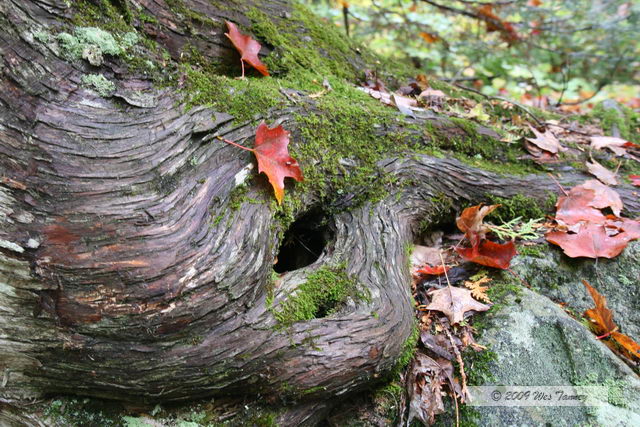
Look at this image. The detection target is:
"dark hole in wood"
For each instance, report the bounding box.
[273,208,335,273]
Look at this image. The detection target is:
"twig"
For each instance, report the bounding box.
[342,3,350,37]
[451,82,544,127]
[547,172,568,196]
[439,251,452,288]
[444,326,468,409]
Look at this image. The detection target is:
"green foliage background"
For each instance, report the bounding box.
[303,0,640,105]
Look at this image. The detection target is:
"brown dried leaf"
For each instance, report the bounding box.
[583,281,640,361]
[526,125,564,154]
[590,136,629,156]
[579,179,623,217]
[425,286,491,324]
[456,204,499,246]
[582,280,617,335]
[406,353,447,425]
[586,159,618,186]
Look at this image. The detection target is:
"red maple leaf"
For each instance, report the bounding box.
[545,181,640,258]
[254,122,303,204]
[454,204,517,269]
[630,175,640,187]
[583,281,640,361]
[224,21,269,78]
[218,122,303,204]
[456,240,517,270]
[417,265,450,276]
[456,204,499,247]
[545,222,635,259]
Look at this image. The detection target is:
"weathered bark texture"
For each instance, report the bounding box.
[0,0,639,424]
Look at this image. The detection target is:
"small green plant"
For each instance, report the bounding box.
[488,217,544,241]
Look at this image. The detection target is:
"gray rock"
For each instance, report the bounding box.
[513,241,640,346]
[476,288,640,425]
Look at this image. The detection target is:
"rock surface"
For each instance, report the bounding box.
[469,242,640,426]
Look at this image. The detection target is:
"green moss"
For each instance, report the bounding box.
[227,183,250,211]
[418,192,455,232]
[291,86,407,210]
[484,193,554,223]
[592,102,640,141]
[518,244,545,258]
[54,25,138,67]
[33,30,51,43]
[423,117,540,176]
[301,385,327,395]
[249,412,279,427]
[184,68,283,123]
[247,5,370,81]
[71,0,132,32]
[389,322,419,377]
[464,347,498,386]
[81,74,116,96]
[271,265,366,326]
[44,397,123,426]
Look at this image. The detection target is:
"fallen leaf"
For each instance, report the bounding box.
[456,204,499,247]
[456,239,517,269]
[406,353,449,425]
[586,159,618,186]
[425,286,490,324]
[579,180,623,217]
[546,180,640,258]
[554,187,606,226]
[417,265,450,276]
[526,125,563,154]
[225,21,269,77]
[464,103,490,122]
[392,93,417,118]
[420,331,458,360]
[253,122,303,204]
[590,136,630,156]
[611,332,640,359]
[546,222,635,258]
[555,180,623,224]
[410,245,442,269]
[582,280,617,335]
[583,281,640,360]
[630,175,640,186]
[418,88,446,99]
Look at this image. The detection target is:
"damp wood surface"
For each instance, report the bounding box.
[1,0,639,424]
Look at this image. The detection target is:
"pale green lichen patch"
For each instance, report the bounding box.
[56,27,137,66]
[81,73,116,96]
[272,265,367,326]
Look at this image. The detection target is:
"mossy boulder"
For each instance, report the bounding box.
[465,242,640,426]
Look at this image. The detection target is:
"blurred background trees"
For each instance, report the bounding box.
[303,0,640,111]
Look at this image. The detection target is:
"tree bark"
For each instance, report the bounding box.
[1,0,638,423]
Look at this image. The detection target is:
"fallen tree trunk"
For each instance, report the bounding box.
[1,0,638,424]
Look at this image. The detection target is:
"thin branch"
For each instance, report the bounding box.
[451,82,544,126]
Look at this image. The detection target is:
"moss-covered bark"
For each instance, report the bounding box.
[1,0,639,425]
